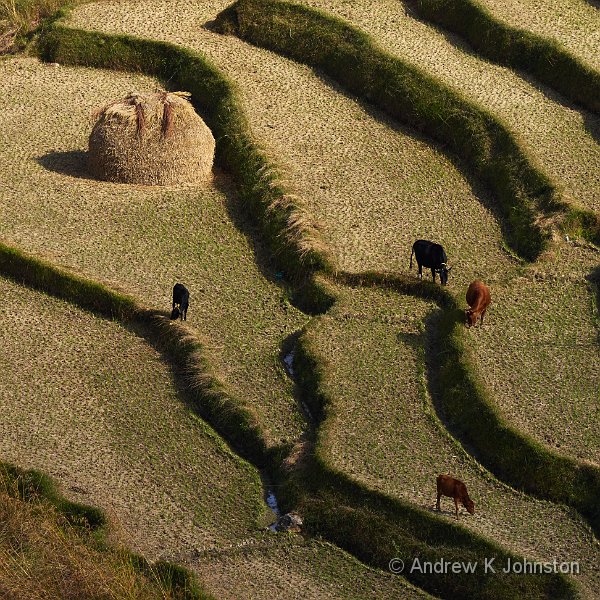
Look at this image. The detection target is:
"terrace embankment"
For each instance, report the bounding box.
[0,276,266,562]
[451,0,600,72]
[0,56,308,449]
[274,0,600,216]
[215,0,600,493]
[297,283,600,598]
[67,0,516,286]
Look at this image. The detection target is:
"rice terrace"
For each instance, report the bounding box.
[0,0,598,597]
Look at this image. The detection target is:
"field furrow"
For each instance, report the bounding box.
[67,0,515,284]
[304,284,600,598]
[0,276,265,562]
[285,0,600,215]
[0,57,307,448]
[194,538,431,599]
[469,0,600,71]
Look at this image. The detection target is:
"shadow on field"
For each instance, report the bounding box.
[583,111,600,146]
[586,265,600,346]
[36,150,97,182]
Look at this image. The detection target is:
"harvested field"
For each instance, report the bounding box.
[0,276,265,562]
[466,243,600,465]
[67,0,515,283]
[471,0,600,71]
[303,284,600,598]
[194,537,430,599]
[0,56,307,448]
[284,0,600,215]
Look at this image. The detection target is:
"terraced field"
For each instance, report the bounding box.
[68,0,515,284]
[0,276,265,561]
[303,284,599,597]
[67,0,599,468]
[195,537,430,599]
[2,0,599,597]
[472,0,600,71]
[290,0,600,215]
[0,56,307,449]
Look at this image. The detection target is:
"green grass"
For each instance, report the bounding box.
[412,0,600,114]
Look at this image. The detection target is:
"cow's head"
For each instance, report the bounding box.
[463,498,475,515]
[439,263,451,286]
[465,309,477,327]
[170,307,180,320]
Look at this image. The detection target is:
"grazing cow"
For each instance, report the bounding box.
[410,240,451,285]
[171,283,189,321]
[465,280,491,327]
[436,474,475,518]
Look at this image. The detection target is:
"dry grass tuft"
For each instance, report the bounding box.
[0,489,168,600]
[89,90,215,185]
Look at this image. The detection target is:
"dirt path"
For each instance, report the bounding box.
[0,57,307,448]
[305,284,600,598]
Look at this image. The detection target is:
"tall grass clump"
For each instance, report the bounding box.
[412,0,600,115]
[0,463,213,599]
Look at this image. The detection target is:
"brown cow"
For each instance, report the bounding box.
[436,474,475,518]
[465,280,491,327]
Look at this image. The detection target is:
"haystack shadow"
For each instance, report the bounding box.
[37,150,97,182]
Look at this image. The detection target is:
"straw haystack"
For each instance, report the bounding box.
[88,91,215,185]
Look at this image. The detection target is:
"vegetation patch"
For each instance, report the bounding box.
[412,0,600,114]
[0,464,213,599]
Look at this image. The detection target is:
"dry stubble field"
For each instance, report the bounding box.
[69,0,516,286]
[0,56,307,449]
[303,283,600,598]
[68,0,600,466]
[472,0,600,71]
[0,276,265,562]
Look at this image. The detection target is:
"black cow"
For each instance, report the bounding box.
[171,283,189,321]
[410,240,451,285]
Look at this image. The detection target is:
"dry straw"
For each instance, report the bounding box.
[88,91,215,185]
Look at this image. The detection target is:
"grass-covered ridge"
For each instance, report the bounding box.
[0,464,213,599]
[412,0,600,114]
[224,0,600,247]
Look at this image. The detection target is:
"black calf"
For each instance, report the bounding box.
[171,283,189,321]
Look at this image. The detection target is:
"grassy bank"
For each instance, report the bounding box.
[222,0,600,246]
[412,0,600,114]
[0,464,212,599]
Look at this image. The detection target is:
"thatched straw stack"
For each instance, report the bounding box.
[88,91,215,185]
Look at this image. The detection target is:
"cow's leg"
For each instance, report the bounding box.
[454,497,460,518]
[431,268,436,283]
[418,264,423,279]
[436,492,441,512]
[480,309,486,326]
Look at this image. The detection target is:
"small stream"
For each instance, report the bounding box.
[283,348,314,422]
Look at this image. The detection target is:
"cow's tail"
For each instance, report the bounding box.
[410,246,414,270]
